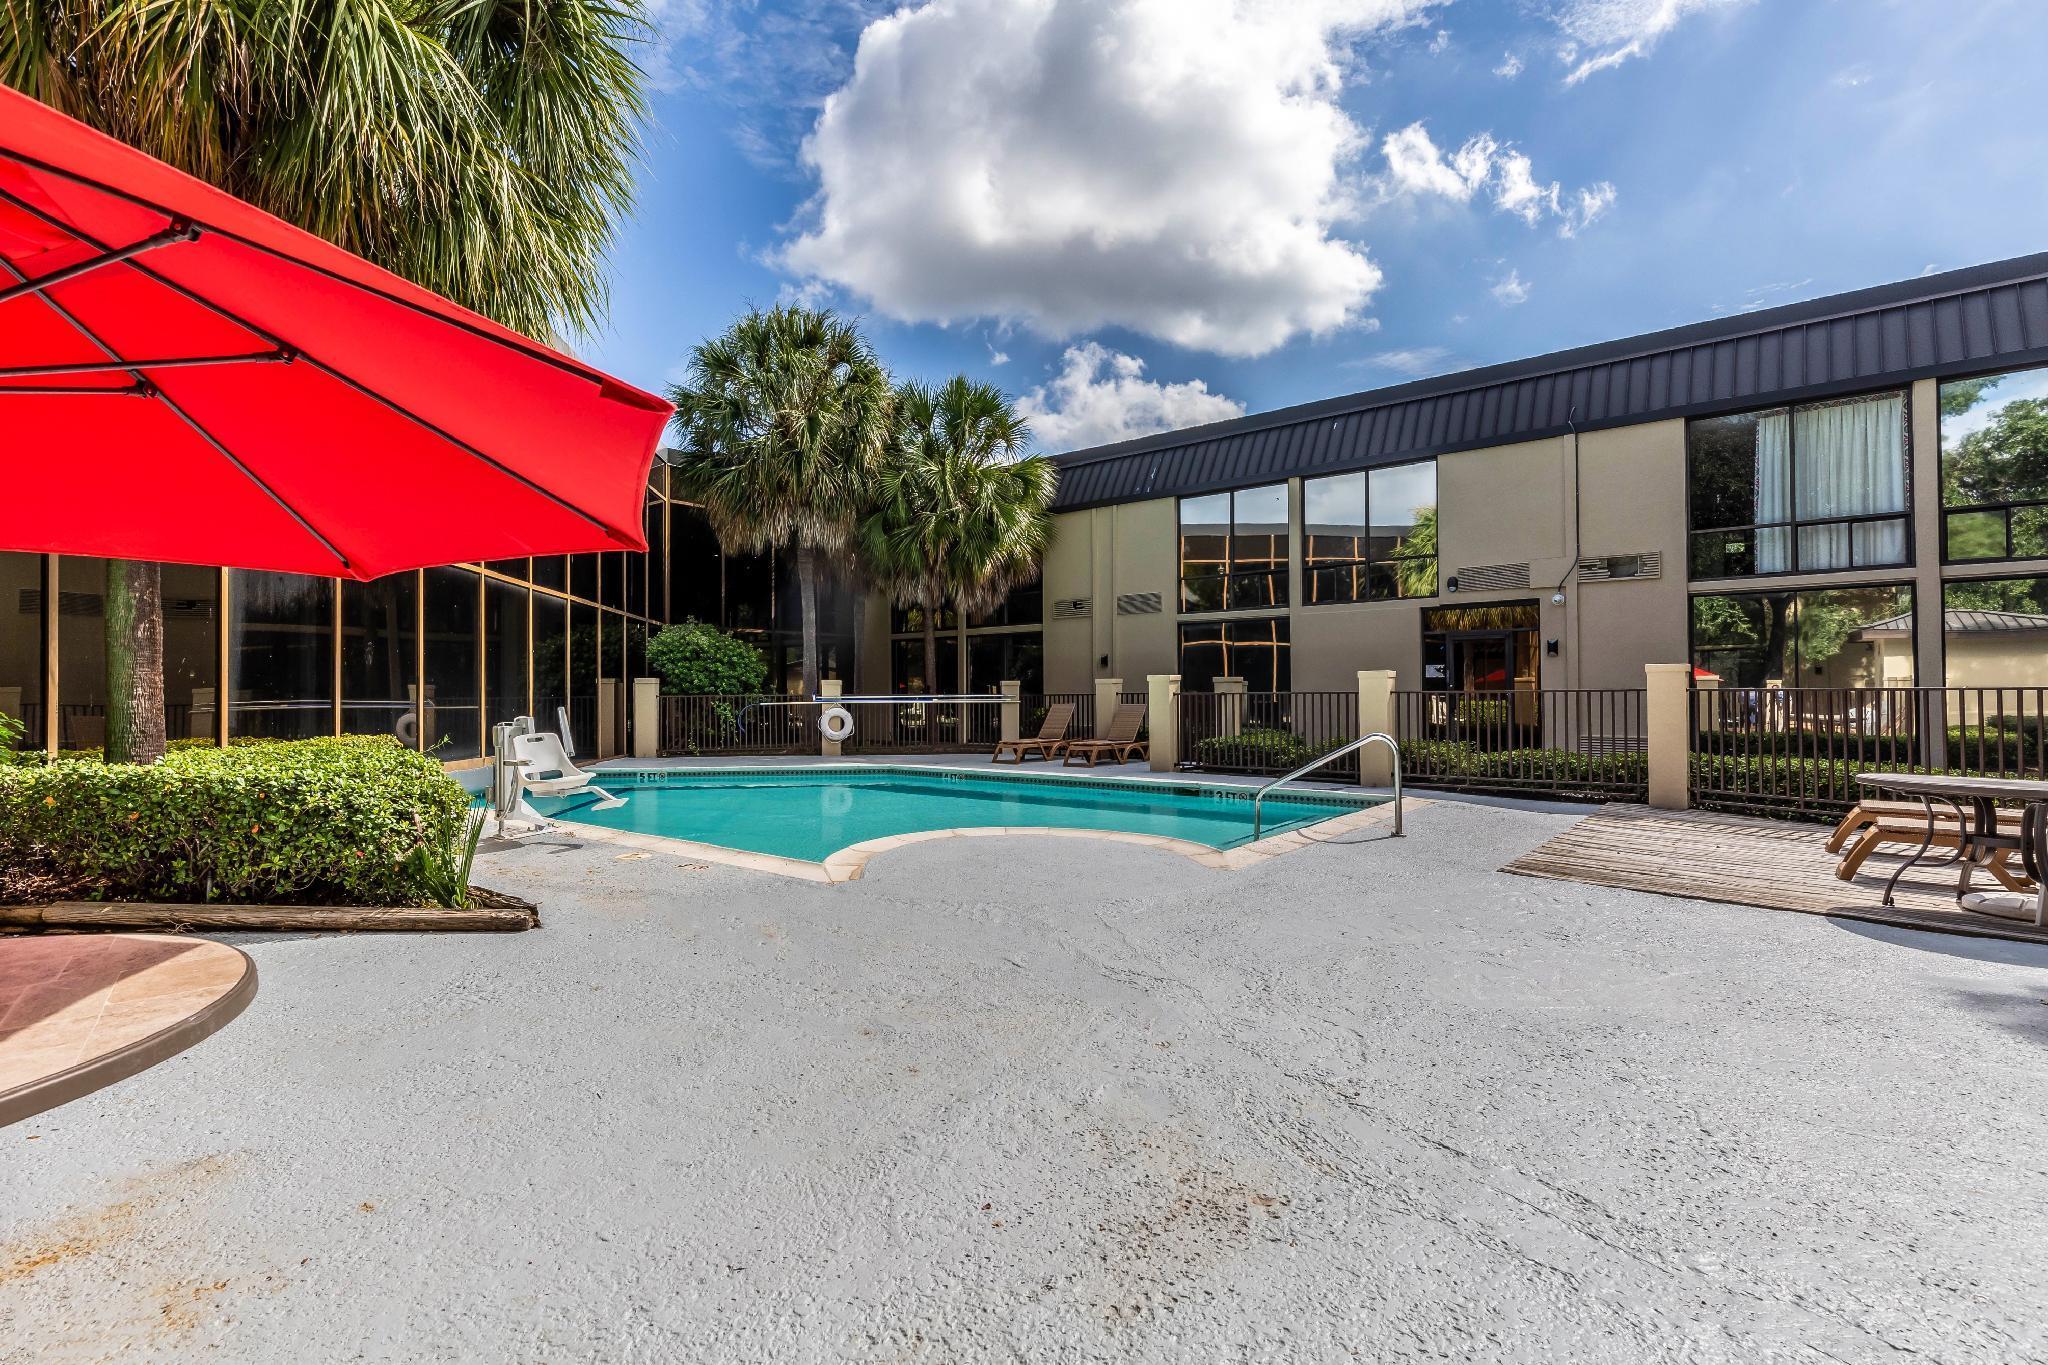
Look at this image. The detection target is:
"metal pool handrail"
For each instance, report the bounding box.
[1251,731,1402,841]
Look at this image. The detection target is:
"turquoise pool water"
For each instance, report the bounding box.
[526,766,1371,863]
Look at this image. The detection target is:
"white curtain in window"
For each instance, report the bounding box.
[1754,410,1793,572]
[1793,394,1906,568]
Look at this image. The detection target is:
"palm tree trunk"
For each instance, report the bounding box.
[797,541,822,701]
[922,593,939,698]
[105,559,166,764]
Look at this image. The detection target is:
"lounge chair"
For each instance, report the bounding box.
[1062,704,1148,767]
[993,702,1075,763]
[509,730,626,811]
[1835,812,2035,891]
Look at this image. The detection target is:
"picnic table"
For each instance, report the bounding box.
[1855,772,2048,926]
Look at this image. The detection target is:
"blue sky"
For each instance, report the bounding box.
[584,0,2048,454]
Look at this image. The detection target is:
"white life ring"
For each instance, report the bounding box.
[395,711,420,746]
[818,706,855,741]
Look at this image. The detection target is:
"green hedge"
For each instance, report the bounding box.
[0,736,471,905]
[1399,739,1647,791]
[1192,726,1334,771]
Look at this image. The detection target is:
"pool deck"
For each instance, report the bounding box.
[562,753,1405,882]
[7,785,2044,1361]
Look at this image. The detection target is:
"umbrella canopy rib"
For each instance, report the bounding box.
[0,352,284,379]
[0,223,197,306]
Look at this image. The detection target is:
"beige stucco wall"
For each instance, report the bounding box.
[1567,420,1690,690]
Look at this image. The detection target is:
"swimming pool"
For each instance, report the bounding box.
[525,765,1376,864]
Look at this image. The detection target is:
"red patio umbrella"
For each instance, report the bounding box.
[0,86,668,579]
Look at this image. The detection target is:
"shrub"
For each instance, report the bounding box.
[1193,726,1330,771]
[0,736,470,905]
[0,710,25,763]
[1399,739,1647,792]
[646,619,769,696]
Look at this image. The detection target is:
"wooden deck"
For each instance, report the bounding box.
[1503,804,2048,946]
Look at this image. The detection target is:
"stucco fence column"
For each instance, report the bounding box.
[632,678,660,759]
[1000,679,1020,743]
[1147,674,1180,772]
[1645,663,1691,810]
[1356,669,1395,786]
[1213,676,1245,738]
[819,678,844,759]
[1093,677,1123,738]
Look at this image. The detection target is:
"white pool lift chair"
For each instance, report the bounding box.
[510,729,627,813]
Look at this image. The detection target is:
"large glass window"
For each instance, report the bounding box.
[1304,462,1437,603]
[967,577,1043,629]
[1178,617,1291,692]
[569,600,597,755]
[533,593,568,737]
[484,578,529,740]
[1689,584,1913,688]
[1179,483,1289,612]
[890,602,958,634]
[341,572,419,743]
[230,572,334,739]
[967,632,1043,694]
[53,560,221,750]
[1688,392,1909,578]
[0,553,45,750]
[1942,576,2048,687]
[422,566,481,760]
[1940,366,2048,563]
[668,505,723,625]
[644,497,667,623]
[892,637,960,694]
[725,548,774,631]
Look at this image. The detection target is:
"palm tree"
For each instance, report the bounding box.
[666,307,894,702]
[858,377,1057,694]
[3,0,649,762]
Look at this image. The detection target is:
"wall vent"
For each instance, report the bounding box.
[1052,597,1093,621]
[1577,552,1663,582]
[1450,563,1531,593]
[1115,591,1164,617]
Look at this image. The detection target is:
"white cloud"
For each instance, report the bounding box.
[1491,268,1531,305]
[780,0,1444,358]
[1016,344,1245,452]
[1494,52,1525,78]
[1833,62,1874,89]
[1428,28,1451,54]
[1358,346,1455,377]
[1554,0,1750,85]
[988,348,1010,367]
[1376,122,1616,236]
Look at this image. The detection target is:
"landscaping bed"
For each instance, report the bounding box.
[0,736,535,931]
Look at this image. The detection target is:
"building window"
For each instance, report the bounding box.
[422,566,481,760]
[0,553,46,750]
[1178,617,1290,692]
[1179,483,1289,612]
[1304,462,1437,604]
[229,572,334,740]
[1940,366,2048,563]
[1689,584,1913,688]
[1942,576,2048,687]
[484,578,530,739]
[1688,391,1909,578]
[890,601,958,634]
[966,576,1043,629]
[341,572,419,743]
[892,636,960,694]
[967,632,1043,694]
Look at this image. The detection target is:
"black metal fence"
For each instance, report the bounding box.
[1179,691,1359,777]
[1392,688,1648,800]
[1690,685,2048,819]
[658,693,1011,756]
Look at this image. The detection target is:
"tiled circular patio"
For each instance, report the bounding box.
[0,933,256,1128]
